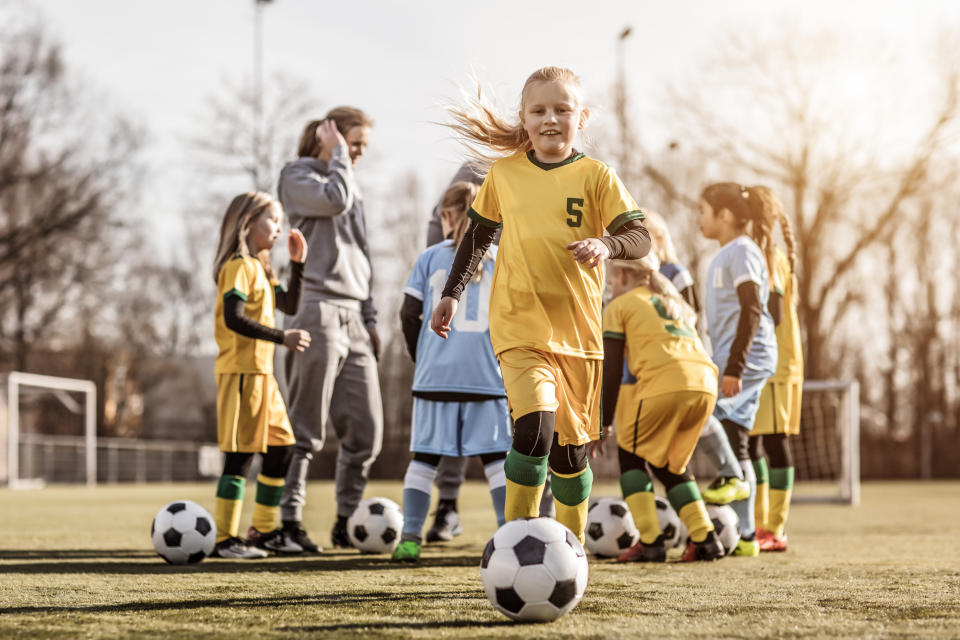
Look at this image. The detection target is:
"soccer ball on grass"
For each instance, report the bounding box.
[705,503,740,555]
[347,497,403,553]
[654,496,688,548]
[151,500,216,564]
[584,497,638,557]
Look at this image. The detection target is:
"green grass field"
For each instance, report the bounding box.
[1,481,959,639]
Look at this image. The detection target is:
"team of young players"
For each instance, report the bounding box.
[208,65,802,562]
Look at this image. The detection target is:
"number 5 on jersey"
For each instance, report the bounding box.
[566,198,584,227]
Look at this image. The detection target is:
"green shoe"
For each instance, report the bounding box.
[391,540,421,562]
[731,538,760,557]
[702,477,750,504]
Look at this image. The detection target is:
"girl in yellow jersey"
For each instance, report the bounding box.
[211,192,312,558]
[598,255,725,562]
[430,67,650,543]
[750,232,803,552]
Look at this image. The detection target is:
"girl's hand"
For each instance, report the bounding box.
[588,426,614,459]
[288,229,307,263]
[566,237,610,268]
[721,375,742,398]
[430,297,458,338]
[316,119,347,157]
[283,329,311,352]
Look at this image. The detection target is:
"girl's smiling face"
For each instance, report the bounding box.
[520,80,584,164]
[247,204,282,253]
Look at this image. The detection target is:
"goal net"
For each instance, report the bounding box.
[1,372,97,488]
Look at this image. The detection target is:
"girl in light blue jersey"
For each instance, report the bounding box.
[697,183,781,556]
[392,182,510,562]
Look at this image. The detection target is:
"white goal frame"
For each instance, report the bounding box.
[794,379,860,506]
[3,371,97,488]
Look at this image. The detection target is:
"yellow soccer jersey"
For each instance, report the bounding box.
[770,246,804,382]
[603,285,718,400]
[469,151,644,359]
[214,255,279,374]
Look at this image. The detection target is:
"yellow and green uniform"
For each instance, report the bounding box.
[753,246,803,535]
[472,150,644,540]
[214,254,295,540]
[604,285,718,543]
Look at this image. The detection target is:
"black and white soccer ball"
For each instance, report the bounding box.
[705,503,740,555]
[347,497,403,553]
[584,497,638,557]
[480,517,589,622]
[151,500,216,565]
[654,496,688,548]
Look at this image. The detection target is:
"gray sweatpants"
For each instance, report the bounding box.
[436,455,555,516]
[281,300,384,521]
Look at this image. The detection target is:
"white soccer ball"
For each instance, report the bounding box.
[480,517,589,622]
[151,500,216,564]
[347,497,403,553]
[654,496,688,548]
[705,503,740,555]
[584,497,639,557]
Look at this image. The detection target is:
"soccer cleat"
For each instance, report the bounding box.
[425,505,463,543]
[331,519,353,548]
[731,537,760,557]
[211,537,269,559]
[702,476,750,505]
[282,522,322,554]
[390,539,421,562]
[245,527,304,554]
[757,529,788,552]
[681,531,725,562]
[616,536,667,563]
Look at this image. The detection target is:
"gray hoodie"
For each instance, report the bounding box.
[277,146,376,326]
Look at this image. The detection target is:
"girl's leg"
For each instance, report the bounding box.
[697,415,745,482]
[647,462,714,545]
[504,411,554,522]
[216,452,254,542]
[764,433,795,539]
[722,420,757,545]
[479,452,508,526]
[400,452,442,544]
[251,445,292,535]
[749,435,769,533]
[617,448,660,545]
[549,435,592,544]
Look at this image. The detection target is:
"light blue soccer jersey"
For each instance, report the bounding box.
[705,236,777,378]
[404,240,505,396]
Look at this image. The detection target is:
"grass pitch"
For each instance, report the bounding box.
[1,481,958,639]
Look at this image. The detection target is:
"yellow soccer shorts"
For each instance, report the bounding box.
[754,380,802,436]
[498,347,601,447]
[615,389,716,474]
[216,373,295,453]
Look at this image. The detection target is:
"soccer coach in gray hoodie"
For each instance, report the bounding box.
[277,108,382,553]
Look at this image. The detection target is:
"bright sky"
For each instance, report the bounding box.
[22,0,960,255]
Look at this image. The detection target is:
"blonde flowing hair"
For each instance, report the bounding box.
[642,210,680,265]
[444,66,587,170]
[212,191,280,283]
[610,254,698,328]
[440,181,492,283]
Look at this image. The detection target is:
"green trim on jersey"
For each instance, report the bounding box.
[467,207,502,229]
[223,288,248,302]
[525,149,586,171]
[606,210,646,234]
[603,331,626,341]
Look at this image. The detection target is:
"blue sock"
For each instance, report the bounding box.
[483,458,507,526]
[401,460,437,542]
[731,459,757,539]
[698,416,744,479]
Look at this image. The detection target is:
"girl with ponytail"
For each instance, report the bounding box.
[695,182,781,556]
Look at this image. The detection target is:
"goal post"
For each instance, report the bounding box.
[793,379,860,506]
[2,372,97,488]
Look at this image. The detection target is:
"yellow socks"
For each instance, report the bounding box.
[753,457,770,531]
[504,449,548,522]
[620,468,660,544]
[768,467,794,536]
[251,473,285,534]
[215,475,245,542]
[551,464,593,545]
[667,481,713,543]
